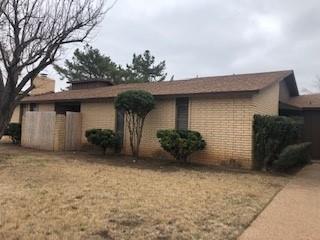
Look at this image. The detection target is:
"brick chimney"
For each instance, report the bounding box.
[30,74,55,95]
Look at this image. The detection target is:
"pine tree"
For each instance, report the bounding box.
[126,50,167,83]
[54,44,125,85]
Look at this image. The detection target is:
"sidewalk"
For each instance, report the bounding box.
[239,163,320,240]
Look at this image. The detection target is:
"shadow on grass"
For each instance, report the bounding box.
[0,143,285,177]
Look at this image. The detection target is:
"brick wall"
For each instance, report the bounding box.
[190,96,254,168]
[54,114,66,151]
[10,103,54,124]
[10,107,20,123]
[253,82,280,115]
[30,75,55,96]
[124,98,176,159]
[38,104,54,112]
[81,101,116,143]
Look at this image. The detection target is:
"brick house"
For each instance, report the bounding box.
[13,70,305,169]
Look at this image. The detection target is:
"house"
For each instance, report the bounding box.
[15,70,308,169]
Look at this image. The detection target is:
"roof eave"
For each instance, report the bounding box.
[21,90,259,104]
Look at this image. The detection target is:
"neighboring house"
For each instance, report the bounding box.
[16,70,306,169]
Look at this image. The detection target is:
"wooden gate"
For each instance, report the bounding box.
[21,111,82,151]
[21,112,56,150]
[65,112,82,151]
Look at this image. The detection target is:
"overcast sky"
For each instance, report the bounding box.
[49,0,320,93]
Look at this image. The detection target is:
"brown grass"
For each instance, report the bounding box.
[0,144,289,240]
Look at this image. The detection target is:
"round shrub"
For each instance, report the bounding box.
[274,142,312,171]
[115,90,155,118]
[85,129,120,155]
[157,129,206,162]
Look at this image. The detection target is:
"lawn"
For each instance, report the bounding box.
[0,144,288,240]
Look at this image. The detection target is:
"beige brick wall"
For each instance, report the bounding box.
[11,103,54,123]
[10,107,20,123]
[81,101,116,143]
[38,103,54,112]
[30,75,55,96]
[253,82,279,115]
[124,98,176,158]
[54,114,66,151]
[77,96,263,168]
[189,96,254,168]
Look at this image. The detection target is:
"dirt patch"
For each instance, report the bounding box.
[0,144,289,240]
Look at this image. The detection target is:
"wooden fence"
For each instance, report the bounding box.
[65,112,82,151]
[21,111,82,151]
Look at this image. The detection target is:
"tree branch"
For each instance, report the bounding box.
[0,0,109,137]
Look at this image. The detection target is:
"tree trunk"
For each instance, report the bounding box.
[0,94,18,140]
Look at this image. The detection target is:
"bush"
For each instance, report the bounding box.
[6,123,21,144]
[253,115,299,170]
[157,129,206,162]
[274,142,312,171]
[85,129,121,155]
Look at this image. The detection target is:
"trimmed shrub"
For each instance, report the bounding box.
[85,129,121,155]
[6,123,21,144]
[157,129,206,162]
[274,142,312,171]
[115,90,155,159]
[253,115,300,170]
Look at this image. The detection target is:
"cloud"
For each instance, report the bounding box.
[49,0,320,92]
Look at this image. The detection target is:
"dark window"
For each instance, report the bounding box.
[29,103,38,112]
[176,98,189,130]
[55,102,81,114]
[116,109,125,145]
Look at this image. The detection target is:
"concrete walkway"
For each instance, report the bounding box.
[239,163,320,240]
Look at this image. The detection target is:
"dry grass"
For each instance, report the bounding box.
[0,144,289,240]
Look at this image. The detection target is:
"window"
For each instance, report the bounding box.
[54,102,81,114]
[176,97,189,130]
[29,103,38,112]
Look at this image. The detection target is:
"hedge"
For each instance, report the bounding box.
[253,115,300,170]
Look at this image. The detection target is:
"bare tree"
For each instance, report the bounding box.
[0,0,106,138]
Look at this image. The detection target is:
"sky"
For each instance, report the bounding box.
[48,0,320,93]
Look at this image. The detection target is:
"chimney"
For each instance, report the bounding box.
[30,74,55,96]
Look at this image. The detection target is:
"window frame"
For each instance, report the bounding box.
[175,97,189,130]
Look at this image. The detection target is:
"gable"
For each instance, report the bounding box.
[279,80,292,102]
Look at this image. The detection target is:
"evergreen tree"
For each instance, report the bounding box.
[126,50,167,83]
[54,44,125,85]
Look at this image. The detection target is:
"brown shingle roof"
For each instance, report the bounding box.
[287,94,320,109]
[22,70,294,103]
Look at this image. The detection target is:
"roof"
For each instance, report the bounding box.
[287,94,320,109]
[68,79,113,84]
[23,70,295,103]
